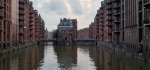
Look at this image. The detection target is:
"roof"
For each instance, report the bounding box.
[58,18,76,26]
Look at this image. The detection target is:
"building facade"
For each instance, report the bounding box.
[78,28,89,39]
[98,0,113,42]
[99,2,105,42]
[143,0,150,54]
[0,0,46,51]
[89,22,96,39]
[57,18,77,42]
[94,10,100,41]
[97,0,150,56]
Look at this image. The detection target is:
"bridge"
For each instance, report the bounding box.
[75,39,97,42]
[41,39,56,42]
[41,38,97,42]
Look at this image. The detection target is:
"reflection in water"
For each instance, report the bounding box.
[0,45,44,70]
[53,46,77,69]
[0,43,150,70]
[89,46,150,70]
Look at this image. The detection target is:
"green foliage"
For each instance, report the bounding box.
[53,29,58,39]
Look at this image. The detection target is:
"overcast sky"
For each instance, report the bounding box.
[30,0,102,31]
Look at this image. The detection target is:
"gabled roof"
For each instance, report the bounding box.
[58,18,74,26]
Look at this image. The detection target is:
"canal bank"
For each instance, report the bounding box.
[0,41,44,55]
[98,41,150,63]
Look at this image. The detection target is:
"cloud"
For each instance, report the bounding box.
[48,0,68,15]
[30,0,102,31]
[67,0,83,15]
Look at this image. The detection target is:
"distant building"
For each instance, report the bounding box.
[57,18,77,42]
[89,22,96,39]
[48,31,53,40]
[78,28,89,39]
[44,28,48,40]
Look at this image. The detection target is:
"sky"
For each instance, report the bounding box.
[30,0,102,31]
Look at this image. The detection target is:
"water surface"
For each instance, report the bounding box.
[0,43,150,70]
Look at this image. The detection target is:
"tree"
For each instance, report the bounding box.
[53,29,58,39]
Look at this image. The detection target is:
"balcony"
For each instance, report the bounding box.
[100,27,104,30]
[107,23,112,27]
[106,6,112,10]
[100,6,103,9]
[29,28,33,30]
[19,4,24,9]
[108,29,112,35]
[19,22,24,27]
[30,34,33,37]
[29,23,33,26]
[19,11,24,15]
[107,11,112,15]
[19,28,24,35]
[0,2,4,9]
[19,32,24,35]
[144,19,150,27]
[114,18,120,23]
[19,16,24,21]
[113,24,120,33]
[100,23,104,26]
[100,12,104,14]
[0,13,4,19]
[144,0,150,9]
[19,0,25,4]
[107,0,112,4]
[100,16,103,18]
[113,11,120,16]
[30,11,34,14]
[30,19,34,22]
[114,31,120,33]
[113,4,120,9]
[107,18,112,21]
[30,15,33,18]
[0,27,4,31]
[108,32,112,35]
[112,0,119,2]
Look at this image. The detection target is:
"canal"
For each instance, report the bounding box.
[0,43,150,70]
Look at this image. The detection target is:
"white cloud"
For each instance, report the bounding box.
[30,0,102,31]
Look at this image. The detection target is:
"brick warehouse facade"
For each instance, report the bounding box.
[57,18,77,43]
[143,0,150,55]
[0,0,4,49]
[0,0,46,51]
[95,0,150,58]
[78,28,89,39]
[94,10,100,41]
[89,22,96,39]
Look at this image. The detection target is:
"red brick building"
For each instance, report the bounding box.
[19,0,45,45]
[0,0,46,50]
[98,0,150,55]
[4,0,11,48]
[78,28,89,39]
[0,0,4,48]
[57,18,77,42]
[94,10,100,41]
[99,2,104,42]
[29,1,35,42]
[98,0,113,42]
[89,22,96,39]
